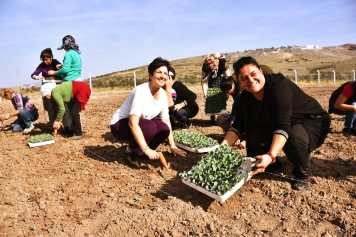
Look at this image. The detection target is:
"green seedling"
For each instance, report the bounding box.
[278,189,287,196]
[28,134,54,143]
[134,196,142,202]
[205,87,227,114]
[173,130,218,149]
[180,145,245,196]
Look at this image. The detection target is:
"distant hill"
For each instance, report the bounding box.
[89,43,356,86]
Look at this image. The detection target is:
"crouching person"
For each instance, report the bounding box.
[110,57,186,168]
[0,88,39,133]
[221,56,330,191]
[40,81,91,140]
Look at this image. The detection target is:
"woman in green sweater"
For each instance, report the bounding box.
[40,82,91,140]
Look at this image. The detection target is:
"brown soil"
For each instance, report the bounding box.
[0,85,355,237]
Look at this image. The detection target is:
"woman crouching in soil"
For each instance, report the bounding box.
[0,88,39,133]
[110,57,186,168]
[40,81,91,140]
[220,56,330,191]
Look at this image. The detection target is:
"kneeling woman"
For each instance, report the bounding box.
[40,81,91,140]
[110,57,186,167]
[221,56,330,191]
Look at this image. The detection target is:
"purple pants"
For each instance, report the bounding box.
[110,117,170,155]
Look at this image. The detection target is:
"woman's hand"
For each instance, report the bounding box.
[56,64,62,69]
[53,120,61,129]
[170,145,186,157]
[144,148,159,160]
[48,70,55,76]
[173,103,184,111]
[165,75,174,89]
[233,139,245,149]
[0,113,10,121]
[252,154,273,176]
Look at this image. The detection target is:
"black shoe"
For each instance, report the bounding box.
[123,149,140,168]
[61,128,74,137]
[342,127,351,137]
[265,158,283,174]
[182,123,189,130]
[292,174,311,191]
[208,120,217,125]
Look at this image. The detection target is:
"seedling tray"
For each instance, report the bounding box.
[175,142,219,153]
[181,172,252,202]
[28,140,55,148]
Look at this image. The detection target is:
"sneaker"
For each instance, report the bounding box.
[23,123,35,134]
[123,149,140,168]
[292,174,311,191]
[69,135,82,140]
[342,127,351,137]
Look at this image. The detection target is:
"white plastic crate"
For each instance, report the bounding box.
[28,140,55,148]
[181,172,252,202]
[175,142,219,153]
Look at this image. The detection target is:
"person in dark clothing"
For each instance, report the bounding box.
[164,66,199,129]
[221,56,330,191]
[201,53,231,124]
[328,81,356,137]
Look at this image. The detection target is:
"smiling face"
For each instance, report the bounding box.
[149,66,168,88]
[238,64,265,100]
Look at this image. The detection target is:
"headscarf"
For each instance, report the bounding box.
[57,35,81,54]
[40,83,56,97]
[204,53,224,78]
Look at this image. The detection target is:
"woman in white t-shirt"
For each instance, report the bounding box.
[110,57,186,167]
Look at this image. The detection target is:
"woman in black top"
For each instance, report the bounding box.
[221,56,330,190]
[201,53,231,123]
[164,67,199,129]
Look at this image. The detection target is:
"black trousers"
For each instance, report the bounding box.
[67,98,82,136]
[170,105,199,124]
[247,124,311,176]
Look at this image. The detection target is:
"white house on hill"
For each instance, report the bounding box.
[301,45,322,50]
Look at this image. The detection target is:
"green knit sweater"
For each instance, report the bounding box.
[52,82,73,121]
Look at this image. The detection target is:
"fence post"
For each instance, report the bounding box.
[89,73,92,95]
[317,70,320,86]
[332,70,335,84]
[294,70,298,85]
[133,71,136,87]
[353,70,355,81]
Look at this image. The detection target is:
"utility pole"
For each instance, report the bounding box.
[16,69,21,88]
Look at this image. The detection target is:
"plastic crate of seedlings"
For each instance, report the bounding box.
[173,130,219,153]
[28,134,55,148]
[180,145,253,202]
[204,87,227,115]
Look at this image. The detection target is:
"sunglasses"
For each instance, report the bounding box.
[233,56,259,73]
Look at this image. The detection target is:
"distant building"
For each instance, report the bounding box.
[301,45,322,50]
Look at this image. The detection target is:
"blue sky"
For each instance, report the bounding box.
[0,0,355,88]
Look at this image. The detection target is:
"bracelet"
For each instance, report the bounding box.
[142,146,150,153]
[267,152,276,163]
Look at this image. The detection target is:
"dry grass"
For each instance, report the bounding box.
[89,44,356,85]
